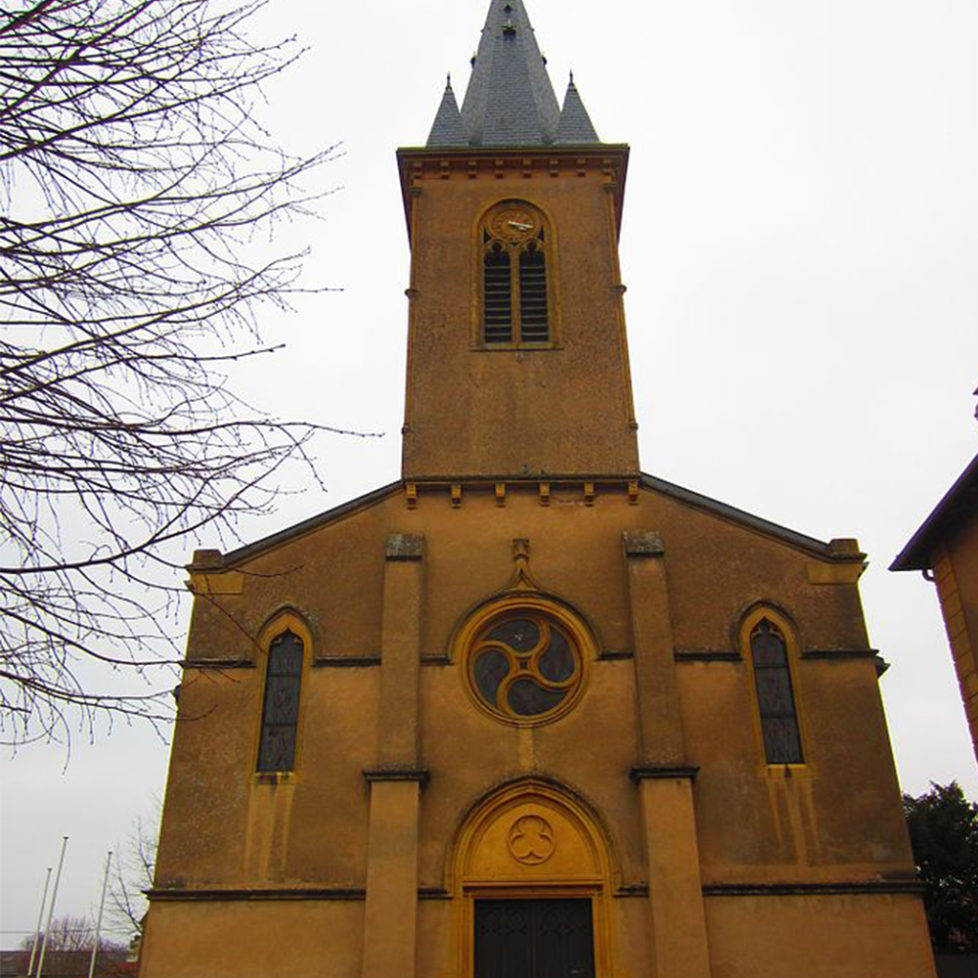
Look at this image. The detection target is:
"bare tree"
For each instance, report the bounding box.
[17,914,129,975]
[0,0,357,745]
[107,809,159,940]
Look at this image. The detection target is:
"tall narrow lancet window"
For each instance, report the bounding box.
[257,629,304,772]
[481,202,551,346]
[750,619,803,764]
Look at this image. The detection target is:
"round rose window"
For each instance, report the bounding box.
[467,612,585,724]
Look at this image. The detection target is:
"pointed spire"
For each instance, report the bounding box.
[426,75,468,148]
[460,0,561,147]
[422,2,605,149]
[556,72,599,144]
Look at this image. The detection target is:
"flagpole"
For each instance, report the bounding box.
[87,851,113,978]
[35,836,68,978]
[26,867,52,977]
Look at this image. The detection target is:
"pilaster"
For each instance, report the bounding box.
[361,534,426,978]
[623,530,684,763]
[624,531,712,978]
[633,772,713,978]
[377,532,425,766]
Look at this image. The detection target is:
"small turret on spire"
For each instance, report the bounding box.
[426,74,468,148]
[556,71,599,144]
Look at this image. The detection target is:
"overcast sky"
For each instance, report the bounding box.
[2,0,977,944]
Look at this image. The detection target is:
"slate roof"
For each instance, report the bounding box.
[427,77,468,147]
[556,74,599,144]
[426,0,601,149]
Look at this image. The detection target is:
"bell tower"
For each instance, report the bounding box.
[398,0,639,481]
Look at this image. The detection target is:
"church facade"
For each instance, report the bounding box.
[138,3,937,976]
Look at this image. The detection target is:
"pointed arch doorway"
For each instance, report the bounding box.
[451,779,615,978]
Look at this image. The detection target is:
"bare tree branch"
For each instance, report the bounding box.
[0,0,367,746]
[14,912,131,975]
[107,805,159,939]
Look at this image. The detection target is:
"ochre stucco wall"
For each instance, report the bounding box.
[704,893,935,978]
[142,482,935,978]
[934,512,978,762]
[140,901,364,978]
[400,153,640,480]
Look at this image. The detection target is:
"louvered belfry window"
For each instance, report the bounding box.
[750,619,803,765]
[483,242,513,343]
[518,242,548,341]
[257,629,304,772]
[482,203,550,345]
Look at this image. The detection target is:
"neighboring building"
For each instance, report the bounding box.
[138,3,937,976]
[892,448,978,764]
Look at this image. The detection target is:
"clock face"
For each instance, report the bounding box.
[491,208,539,243]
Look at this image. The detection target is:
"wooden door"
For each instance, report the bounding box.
[474,898,595,978]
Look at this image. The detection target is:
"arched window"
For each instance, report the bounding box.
[481,202,551,346]
[749,618,803,765]
[257,629,304,772]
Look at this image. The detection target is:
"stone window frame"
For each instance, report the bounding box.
[475,199,560,351]
[253,610,314,778]
[453,594,595,728]
[739,605,809,772]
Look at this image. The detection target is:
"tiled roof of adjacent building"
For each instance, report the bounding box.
[426,0,600,149]
[891,451,978,571]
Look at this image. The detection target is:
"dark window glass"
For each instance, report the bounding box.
[519,242,549,342]
[483,243,512,343]
[752,626,788,667]
[762,717,804,765]
[488,618,540,652]
[473,648,509,706]
[750,619,803,764]
[507,678,567,716]
[537,630,574,682]
[257,630,303,773]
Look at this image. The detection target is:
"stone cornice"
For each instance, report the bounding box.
[703,879,923,897]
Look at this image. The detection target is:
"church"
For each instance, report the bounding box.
[138,3,937,976]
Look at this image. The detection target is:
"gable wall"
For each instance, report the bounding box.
[155,482,911,893]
